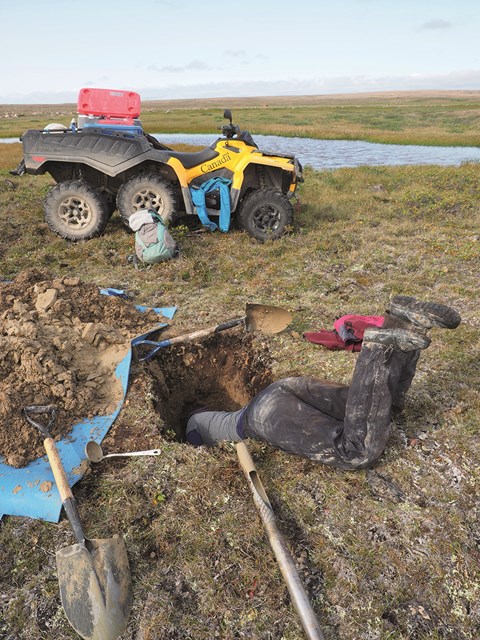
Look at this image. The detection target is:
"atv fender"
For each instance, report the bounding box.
[165,157,196,215]
[21,129,173,178]
[230,155,297,211]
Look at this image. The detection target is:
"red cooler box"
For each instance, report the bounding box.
[77,88,141,119]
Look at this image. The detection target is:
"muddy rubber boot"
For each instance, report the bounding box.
[389,349,421,417]
[382,311,421,332]
[363,327,430,420]
[382,299,460,414]
[362,327,431,352]
[338,341,404,467]
[380,315,424,414]
[389,296,461,330]
[338,328,431,467]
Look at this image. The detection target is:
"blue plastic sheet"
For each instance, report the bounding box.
[190,177,231,232]
[0,305,176,523]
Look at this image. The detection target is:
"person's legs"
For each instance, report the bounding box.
[388,296,461,331]
[185,379,350,449]
[382,296,461,413]
[336,296,461,467]
[241,329,429,468]
[333,328,430,468]
[184,297,460,470]
[186,408,245,446]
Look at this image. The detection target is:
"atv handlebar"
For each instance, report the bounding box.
[219,123,241,138]
[219,123,258,148]
[218,111,258,148]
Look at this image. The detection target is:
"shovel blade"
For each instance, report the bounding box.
[56,535,132,640]
[245,303,292,335]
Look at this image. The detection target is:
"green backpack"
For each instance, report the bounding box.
[133,211,177,264]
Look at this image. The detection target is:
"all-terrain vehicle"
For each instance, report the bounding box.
[12,89,303,242]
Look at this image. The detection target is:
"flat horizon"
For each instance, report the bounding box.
[1,88,479,110]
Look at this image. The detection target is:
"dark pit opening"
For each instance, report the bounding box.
[145,332,274,440]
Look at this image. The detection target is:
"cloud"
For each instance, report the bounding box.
[185,60,210,71]
[419,19,452,30]
[137,69,480,100]
[82,76,111,87]
[224,50,247,58]
[148,64,183,73]
[147,60,212,74]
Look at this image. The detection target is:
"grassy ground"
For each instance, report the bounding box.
[1,90,480,146]
[0,134,479,640]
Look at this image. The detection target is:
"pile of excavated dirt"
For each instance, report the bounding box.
[0,269,165,467]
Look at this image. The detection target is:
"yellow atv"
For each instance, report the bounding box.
[14,109,303,241]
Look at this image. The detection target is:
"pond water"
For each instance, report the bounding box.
[2,132,480,170]
[152,133,480,170]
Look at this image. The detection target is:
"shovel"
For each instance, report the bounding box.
[23,405,132,640]
[236,442,325,640]
[134,303,292,361]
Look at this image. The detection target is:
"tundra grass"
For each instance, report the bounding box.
[0,142,479,639]
[1,90,480,146]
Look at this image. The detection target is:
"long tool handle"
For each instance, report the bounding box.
[43,438,87,545]
[236,442,325,640]
[135,316,245,361]
[103,448,162,459]
[23,405,86,545]
[43,437,74,501]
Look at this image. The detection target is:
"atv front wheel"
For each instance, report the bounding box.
[236,189,293,241]
[44,181,109,240]
[116,173,177,225]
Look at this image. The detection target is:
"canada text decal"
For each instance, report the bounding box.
[200,153,231,173]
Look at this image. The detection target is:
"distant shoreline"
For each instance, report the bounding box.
[1,89,479,111]
[2,90,479,148]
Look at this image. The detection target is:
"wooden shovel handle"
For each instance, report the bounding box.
[236,440,256,475]
[43,437,73,502]
[236,441,325,640]
[135,317,245,361]
[44,437,86,544]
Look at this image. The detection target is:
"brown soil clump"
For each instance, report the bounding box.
[0,269,166,467]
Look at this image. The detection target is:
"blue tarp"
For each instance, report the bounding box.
[0,305,176,523]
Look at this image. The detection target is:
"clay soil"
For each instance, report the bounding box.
[0,268,273,466]
[0,269,165,467]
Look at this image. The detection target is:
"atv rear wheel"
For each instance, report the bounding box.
[44,181,109,240]
[236,189,293,241]
[116,173,177,225]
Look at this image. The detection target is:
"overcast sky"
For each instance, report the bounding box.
[1,0,479,103]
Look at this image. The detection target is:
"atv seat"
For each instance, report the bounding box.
[167,147,219,169]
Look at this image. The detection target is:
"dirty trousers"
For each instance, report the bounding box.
[186,343,420,470]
